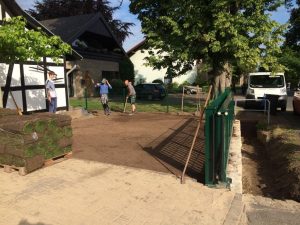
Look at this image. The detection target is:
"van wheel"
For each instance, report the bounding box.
[147,95,153,100]
[281,105,286,112]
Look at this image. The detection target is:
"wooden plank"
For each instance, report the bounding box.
[43,151,72,167]
[1,164,27,176]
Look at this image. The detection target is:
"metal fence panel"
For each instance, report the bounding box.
[205,88,235,186]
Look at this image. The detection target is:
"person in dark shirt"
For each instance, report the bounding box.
[124,80,136,115]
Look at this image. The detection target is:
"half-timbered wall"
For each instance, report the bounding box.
[0,58,68,113]
[0,1,69,113]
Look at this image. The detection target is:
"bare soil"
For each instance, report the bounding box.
[71,112,205,182]
[241,121,280,198]
[240,111,300,201]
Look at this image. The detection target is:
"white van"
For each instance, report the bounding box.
[246,72,287,111]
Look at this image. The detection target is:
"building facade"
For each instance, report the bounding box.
[127,40,198,85]
[41,13,128,97]
[0,0,81,113]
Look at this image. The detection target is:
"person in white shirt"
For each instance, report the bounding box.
[46,71,57,113]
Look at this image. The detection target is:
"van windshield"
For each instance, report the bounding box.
[249,75,284,88]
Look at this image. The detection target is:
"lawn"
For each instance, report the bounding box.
[70,95,200,113]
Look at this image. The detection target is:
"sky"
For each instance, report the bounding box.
[16,0,293,51]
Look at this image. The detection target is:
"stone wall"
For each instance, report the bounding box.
[67,59,119,97]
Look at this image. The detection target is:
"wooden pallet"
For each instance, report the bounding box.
[44,151,72,167]
[0,164,27,176]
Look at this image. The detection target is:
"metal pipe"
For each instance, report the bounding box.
[234,99,271,124]
[181,85,212,184]
[181,86,184,112]
[66,64,78,110]
[211,112,215,183]
[220,113,225,182]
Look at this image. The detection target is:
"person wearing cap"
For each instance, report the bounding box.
[95,78,112,115]
[46,71,57,113]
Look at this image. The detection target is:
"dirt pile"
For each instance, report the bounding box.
[258,127,300,201]
[0,109,72,173]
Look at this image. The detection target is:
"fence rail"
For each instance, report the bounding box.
[204,88,235,186]
[234,99,270,125]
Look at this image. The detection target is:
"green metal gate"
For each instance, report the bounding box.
[204,88,235,186]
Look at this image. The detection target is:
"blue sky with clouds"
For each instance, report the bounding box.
[16,0,292,51]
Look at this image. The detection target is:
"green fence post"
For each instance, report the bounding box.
[166,89,169,113]
[204,88,235,187]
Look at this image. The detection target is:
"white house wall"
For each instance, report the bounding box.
[48,66,65,84]
[11,64,21,86]
[130,49,197,85]
[56,88,67,107]
[25,89,45,111]
[0,1,69,112]
[6,90,23,110]
[0,63,8,86]
[1,61,67,112]
[46,57,64,64]
[23,65,45,85]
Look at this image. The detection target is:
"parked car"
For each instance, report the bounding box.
[293,84,300,115]
[135,83,166,100]
[184,86,198,95]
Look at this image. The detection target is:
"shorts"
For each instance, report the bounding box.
[128,95,136,104]
[100,94,108,104]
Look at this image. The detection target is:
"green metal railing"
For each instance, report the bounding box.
[204,88,235,186]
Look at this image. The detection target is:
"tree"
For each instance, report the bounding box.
[119,58,135,81]
[0,16,71,107]
[279,47,300,88]
[27,0,134,44]
[285,0,300,51]
[0,16,71,63]
[281,1,300,87]
[130,0,288,96]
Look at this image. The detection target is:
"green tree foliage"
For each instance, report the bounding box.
[0,16,71,63]
[281,1,300,87]
[285,0,300,51]
[27,0,133,44]
[130,0,288,95]
[279,47,300,87]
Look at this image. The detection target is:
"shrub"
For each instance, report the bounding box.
[152,79,164,84]
[110,79,124,96]
[119,58,135,81]
[256,121,269,131]
[167,82,180,93]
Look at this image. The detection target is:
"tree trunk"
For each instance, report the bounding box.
[212,61,232,98]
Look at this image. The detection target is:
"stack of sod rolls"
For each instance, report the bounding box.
[0,109,72,173]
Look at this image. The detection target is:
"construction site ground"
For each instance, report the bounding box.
[0,112,231,225]
[1,110,300,225]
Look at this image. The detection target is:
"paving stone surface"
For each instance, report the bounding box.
[0,159,235,225]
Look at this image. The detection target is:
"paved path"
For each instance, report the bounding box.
[0,159,235,225]
[243,195,300,225]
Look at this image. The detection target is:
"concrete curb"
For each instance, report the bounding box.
[223,193,246,225]
[227,119,243,194]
